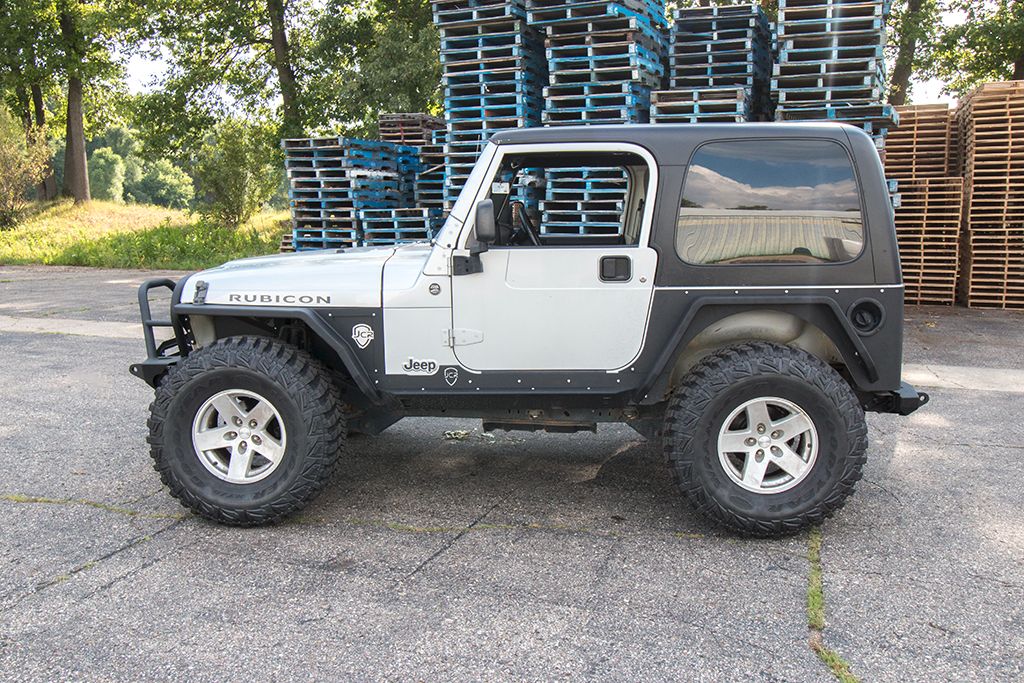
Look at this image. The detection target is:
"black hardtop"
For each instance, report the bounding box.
[489,122,872,166]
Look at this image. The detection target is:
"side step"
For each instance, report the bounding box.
[482,419,597,435]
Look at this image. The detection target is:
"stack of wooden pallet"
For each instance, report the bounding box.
[284,137,431,250]
[415,128,448,212]
[378,112,446,146]
[529,0,665,126]
[525,0,666,239]
[774,0,896,160]
[955,81,1024,309]
[883,104,963,305]
[885,104,956,181]
[358,208,444,245]
[433,0,547,208]
[652,3,771,123]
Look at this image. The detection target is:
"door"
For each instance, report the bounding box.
[448,144,658,372]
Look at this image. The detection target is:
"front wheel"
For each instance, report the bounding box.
[148,336,346,526]
[663,342,868,537]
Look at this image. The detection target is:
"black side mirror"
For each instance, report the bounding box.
[473,199,497,249]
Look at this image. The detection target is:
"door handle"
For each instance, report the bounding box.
[600,255,631,282]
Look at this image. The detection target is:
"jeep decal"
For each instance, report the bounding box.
[402,358,438,375]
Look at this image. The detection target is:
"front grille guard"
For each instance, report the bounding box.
[137,278,190,360]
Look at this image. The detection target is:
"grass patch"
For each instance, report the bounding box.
[1,493,187,520]
[807,527,860,683]
[0,199,288,270]
[807,527,826,630]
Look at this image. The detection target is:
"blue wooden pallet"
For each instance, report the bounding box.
[527,1,666,28]
[433,3,527,27]
[544,91,649,110]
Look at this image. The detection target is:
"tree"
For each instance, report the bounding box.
[305,0,441,136]
[87,146,125,201]
[888,0,940,105]
[0,108,49,226]
[926,0,1024,95]
[194,117,280,226]
[0,0,61,200]
[149,0,310,141]
[126,158,194,208]
[52,0,144,203]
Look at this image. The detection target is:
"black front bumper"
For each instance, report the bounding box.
[130,277,190,388]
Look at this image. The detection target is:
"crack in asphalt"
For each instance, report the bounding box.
[402,497,508,581]
[76,535,203,603]
[0,518,188,615]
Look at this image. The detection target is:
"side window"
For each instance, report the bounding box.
[484,151,649,247]
[676,140,864,265]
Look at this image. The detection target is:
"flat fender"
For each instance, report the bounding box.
[174,303,386,406]
[635,295,878,405]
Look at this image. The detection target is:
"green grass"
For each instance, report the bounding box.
[807,527,860,683]
[0,200,288,270]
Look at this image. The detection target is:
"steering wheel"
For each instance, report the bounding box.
[510,201,542,246]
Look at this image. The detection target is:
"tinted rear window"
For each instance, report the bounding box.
[676,139,864,265]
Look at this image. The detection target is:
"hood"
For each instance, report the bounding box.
[179,245,399,308]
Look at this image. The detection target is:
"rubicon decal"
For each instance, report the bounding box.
[402,358,438,375]
[227,293,332,305]
[351,324,374,349]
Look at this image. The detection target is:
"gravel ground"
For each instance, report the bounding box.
[0,264,1021,682]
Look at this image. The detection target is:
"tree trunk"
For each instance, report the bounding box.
[266,0,302,137]
[1014,50,1024,81]
[62,75,90,203]
[31,83,59,201]
[889,0,925,106]
[60,5,89,203]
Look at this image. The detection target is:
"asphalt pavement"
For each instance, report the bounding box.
[0,264,1021,682]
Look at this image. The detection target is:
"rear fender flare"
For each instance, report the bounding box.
[636,295,878,404]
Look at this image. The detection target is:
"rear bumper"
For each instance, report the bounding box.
[866,381,929,415]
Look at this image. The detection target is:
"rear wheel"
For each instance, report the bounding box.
[663,342,868,537]
[148,336,345,526]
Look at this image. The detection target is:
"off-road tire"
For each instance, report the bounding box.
[148,336,345,526]
[663,342,868,537]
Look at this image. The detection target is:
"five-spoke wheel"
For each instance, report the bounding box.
[663,342,868,536]
[192,389,287,484]
[717,396,817,494]
[149,336,345,526]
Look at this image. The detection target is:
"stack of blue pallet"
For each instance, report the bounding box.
[774,0,896,147]
[358,208,445,245]
[415,128,448,212]
[529,0,666,126]
[774,0,897,205]
[283,137,402,250]
[652,3,771,123]
[433,0,547,209]
[540,167,627,236]
[525,0,665,238]
[397,145,422,207]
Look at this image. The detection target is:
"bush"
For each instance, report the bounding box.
[194,118,280,227]
[88,147,126,202]
[126,159,194,209]
[0,109,50,228]
[89,126,139,160]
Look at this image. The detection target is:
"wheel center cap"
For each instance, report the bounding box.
[239,427,252,439]
[757,435,772,449]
